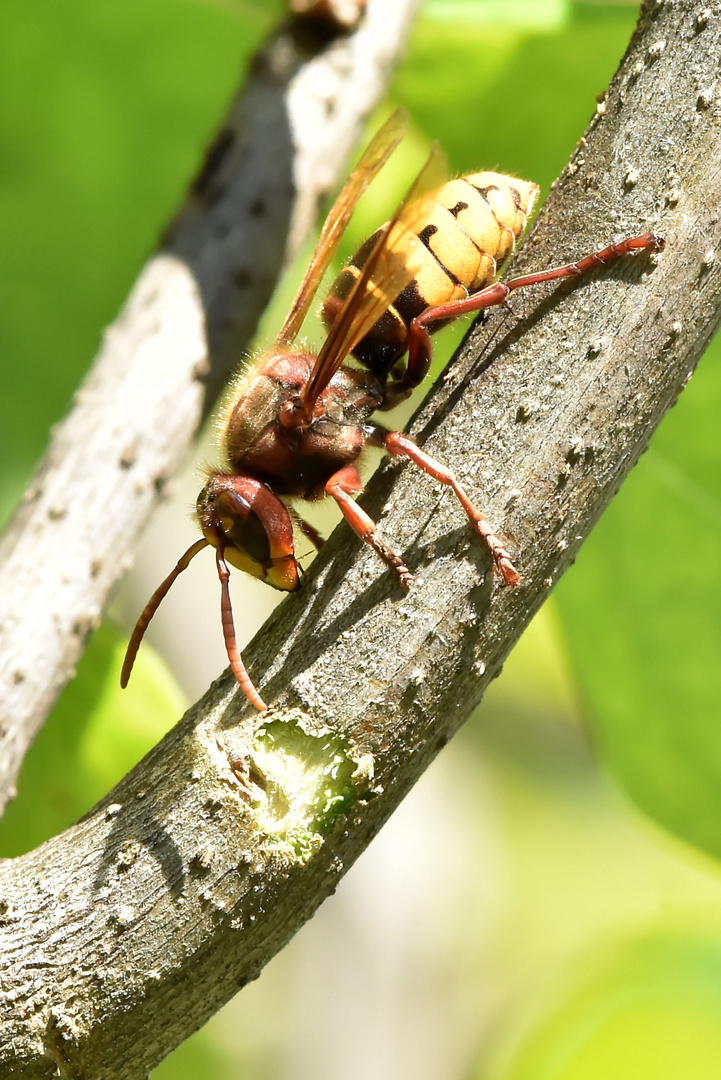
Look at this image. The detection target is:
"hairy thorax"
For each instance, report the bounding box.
[223,352,384,499]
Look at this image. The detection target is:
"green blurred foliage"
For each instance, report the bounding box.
[3,0,721,1078]
[496,925,721,1080]
[394,0,634,188]
[0,0,279,526]
[554,337,721,861]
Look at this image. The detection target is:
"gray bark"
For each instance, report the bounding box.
[1,1,720,1077]
[0,0,422,813]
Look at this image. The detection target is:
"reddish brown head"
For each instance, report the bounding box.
[196,474,301,592]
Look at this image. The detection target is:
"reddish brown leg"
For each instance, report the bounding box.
[402,232,664,395]
[325,464,414,588]
[215,543,268,711]
[383,431,521,587]
[121,537,210,689]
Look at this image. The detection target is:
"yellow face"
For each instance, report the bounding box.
[220,539,300,592]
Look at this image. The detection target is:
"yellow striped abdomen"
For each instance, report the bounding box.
[323,171,538,378]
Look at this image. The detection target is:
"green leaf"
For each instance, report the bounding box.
[497,925,721,1080]
[554,333,721,859]
[393,3,639,186]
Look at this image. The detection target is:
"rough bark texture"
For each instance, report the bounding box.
[2,1,720,1077]
[0,0,422,814]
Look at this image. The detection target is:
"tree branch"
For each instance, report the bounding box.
[2,1,720,1076]
[0,0,422,813]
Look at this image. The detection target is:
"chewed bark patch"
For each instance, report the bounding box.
[238,711,373,858]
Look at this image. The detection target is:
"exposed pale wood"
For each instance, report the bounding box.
[2,1,720,1076]
[0,0,422,814]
